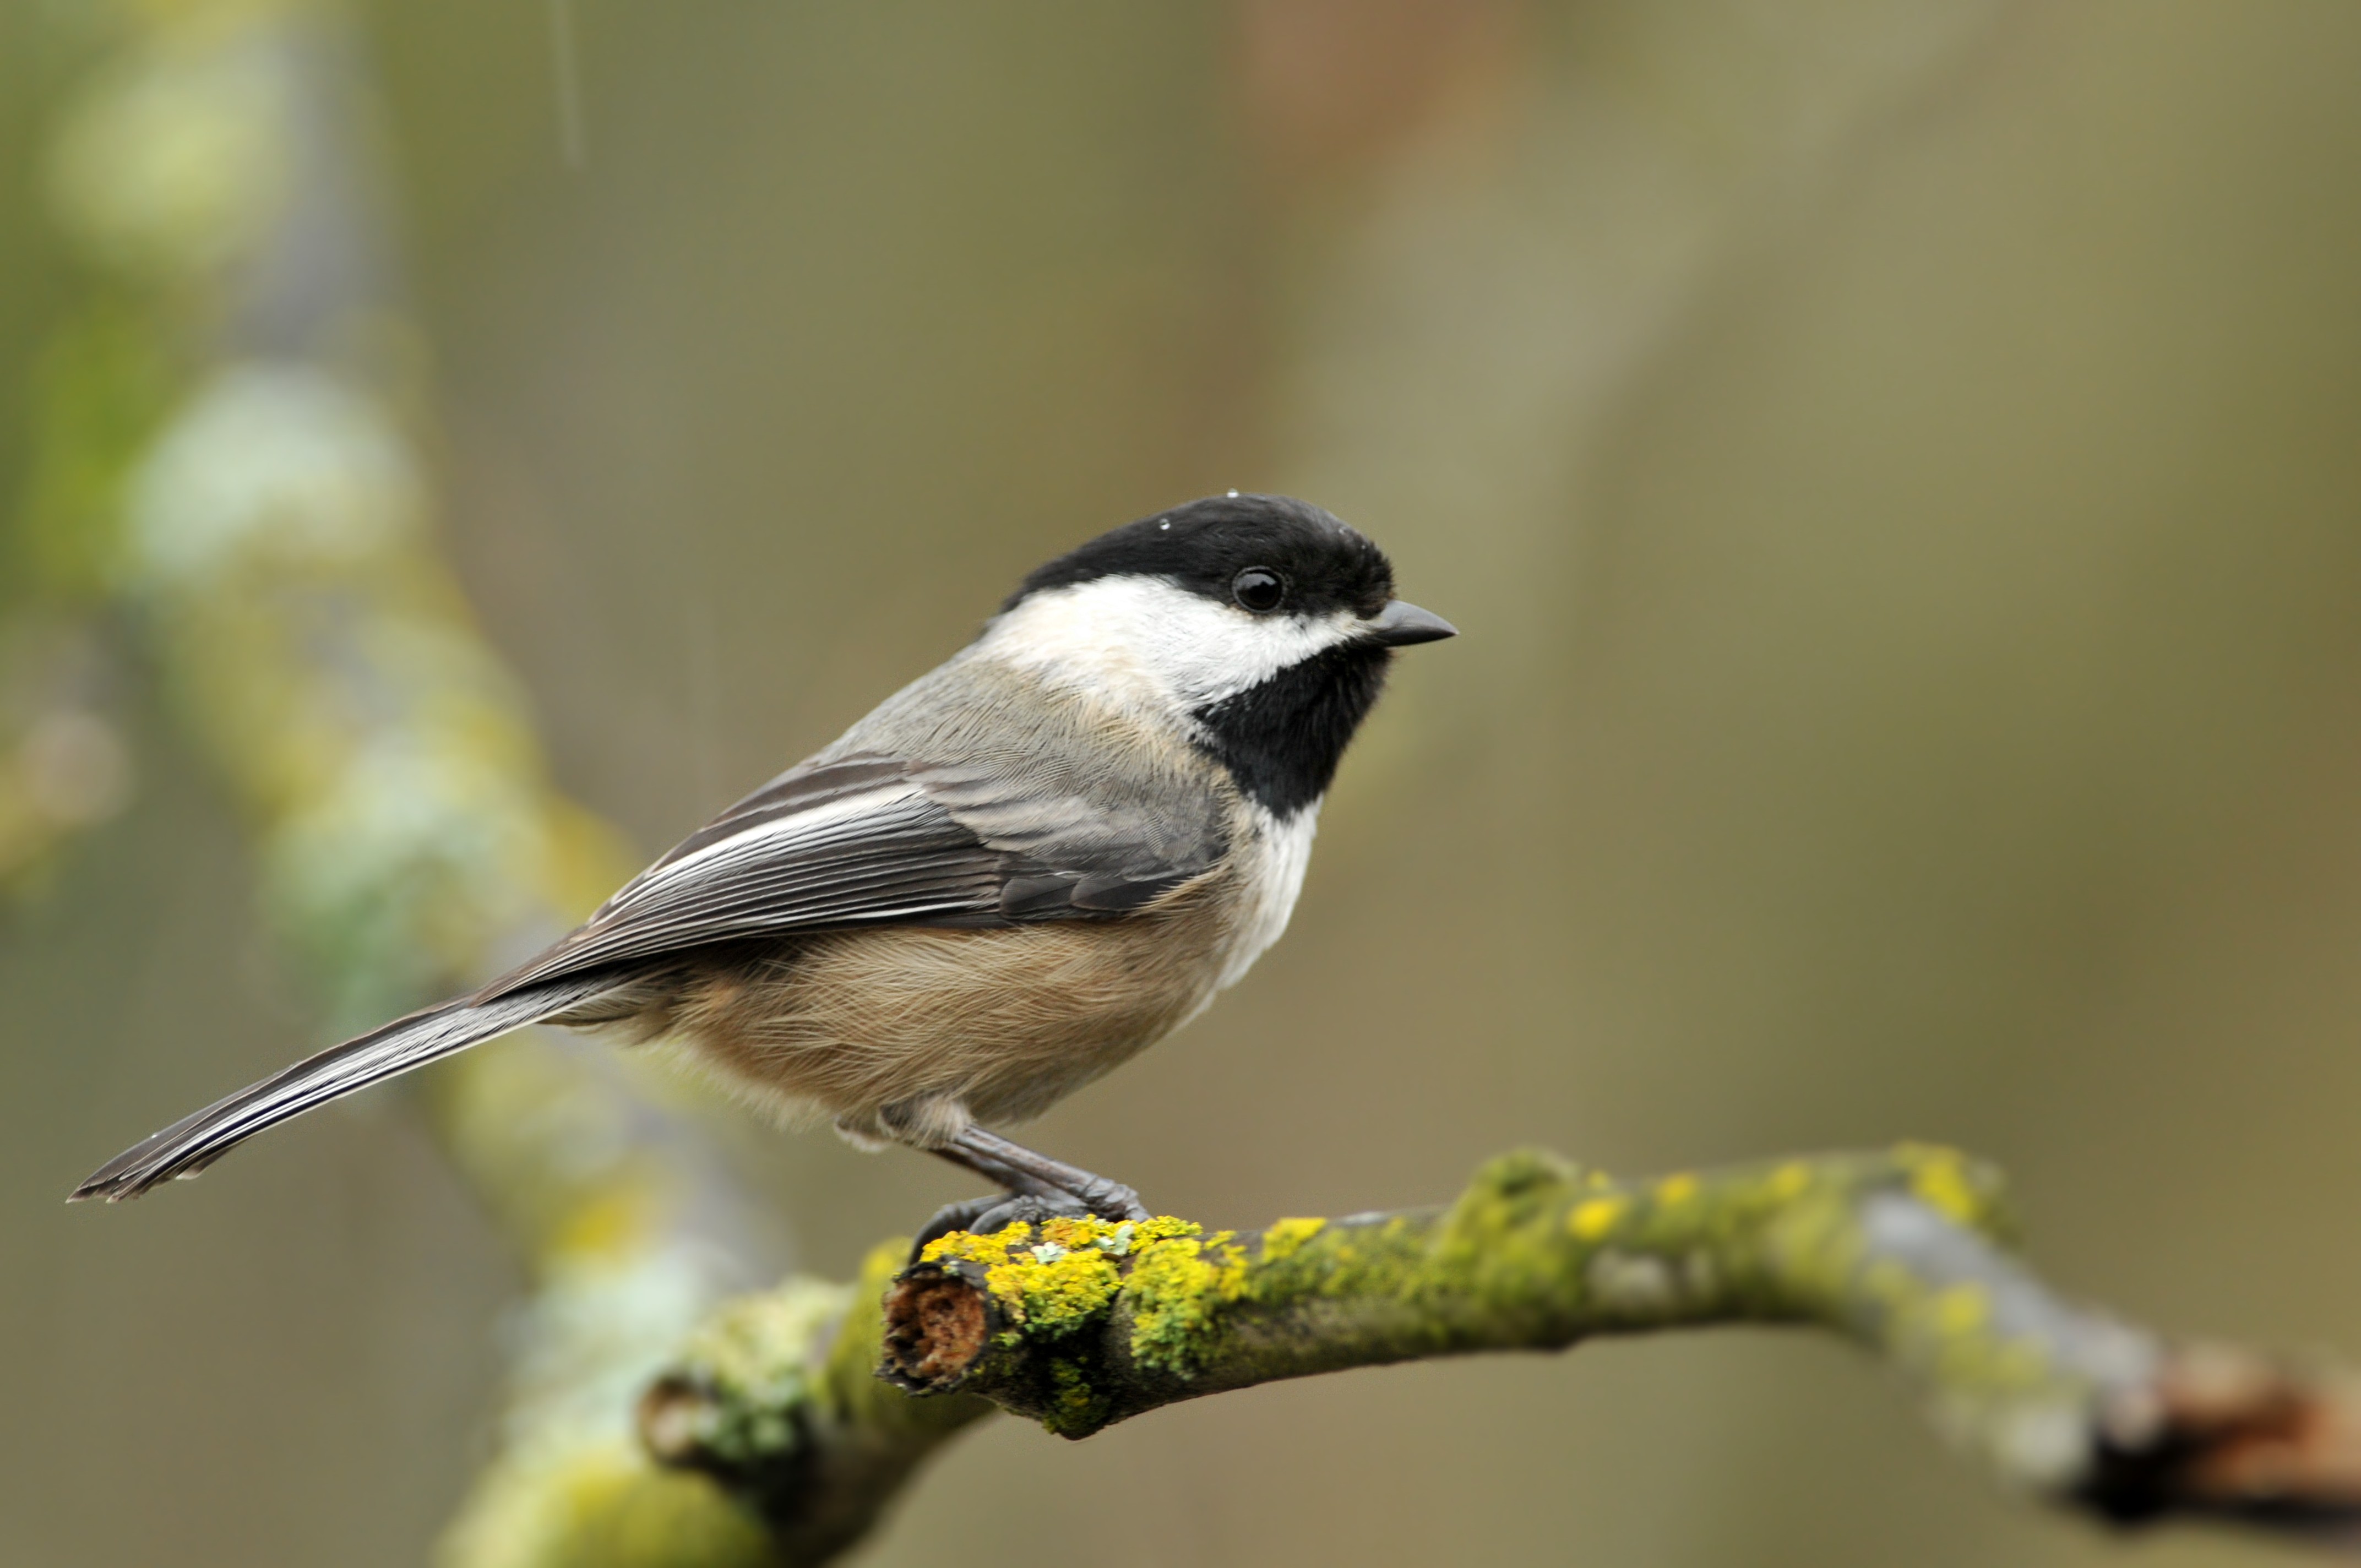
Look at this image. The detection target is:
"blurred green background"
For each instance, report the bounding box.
[12,1,2361,1564]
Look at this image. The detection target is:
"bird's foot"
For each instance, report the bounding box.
[1062,1172,1151,1224]
[943,1125,1154,1223]
[910,1191,1083,1264]
[911,1126,1156,1262]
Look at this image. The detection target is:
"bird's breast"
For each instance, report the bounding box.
[1206,800,1321,994]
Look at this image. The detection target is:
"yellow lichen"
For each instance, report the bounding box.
[1125,1230,1251,1377]
[918,1217,1128,1341]
[913,1213,1231,1370]
[916,1218,1026,1269]
[1259,1216,1326,1261]
[997,1250,1122,1340]
[1568,1196,1625,1241]
[546,1183,659,1265]
[1930,1282,1990,1338]
[1656,1173,1699,1206]
[1898,1144,1985,1227]
[1769,1162,1812,1202]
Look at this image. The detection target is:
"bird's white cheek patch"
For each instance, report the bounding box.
[978,576,1362,714]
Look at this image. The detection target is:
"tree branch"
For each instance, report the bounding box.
[638,1144,2361,1559]
[637,1248,993,1564]
[32,7,798,1563]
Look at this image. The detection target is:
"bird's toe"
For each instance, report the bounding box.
[909,1191,1086,1264]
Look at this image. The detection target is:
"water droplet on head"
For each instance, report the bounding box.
[1226,488,1239,498]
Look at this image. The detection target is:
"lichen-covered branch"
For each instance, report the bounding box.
[636,1247,993,1564]
[32,7,797,1564]
[643,1144,2361,1557]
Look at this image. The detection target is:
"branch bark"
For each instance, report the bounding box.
[634,1144,2361,1560]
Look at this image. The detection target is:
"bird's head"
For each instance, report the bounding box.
[981,493,1455,815]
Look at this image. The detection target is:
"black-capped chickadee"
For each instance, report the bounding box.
[74,493,1455,1238]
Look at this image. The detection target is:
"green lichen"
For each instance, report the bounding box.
[1124,1229,1250,1376]
[446,1438,774,1568]
[660,1278,850,1467]
[1655,1172,1700,1206]
[1226,1211,1428,1336]
[1043,1357,1109,1437]
[1421,1150,1591,1332]
[887,1143,2054,1459]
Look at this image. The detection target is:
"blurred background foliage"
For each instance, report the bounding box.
[9,2,2361,1565]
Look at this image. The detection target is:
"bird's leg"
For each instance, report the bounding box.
[906,1128,1151,1262]
[950,1126,1152,1223]
[910,1137,1086,1263]
[928,1137,1073,1206]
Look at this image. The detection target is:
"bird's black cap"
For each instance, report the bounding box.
[1008,493,1395,619]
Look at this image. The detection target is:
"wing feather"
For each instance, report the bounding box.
[481,751,1226,998]
[72,973,616,1201]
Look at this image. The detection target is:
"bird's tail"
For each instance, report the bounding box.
[70,972,620,1202]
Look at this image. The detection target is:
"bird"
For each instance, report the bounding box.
[72,492,1455,1242]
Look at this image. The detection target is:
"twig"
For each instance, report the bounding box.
[637,1144,2361,1559]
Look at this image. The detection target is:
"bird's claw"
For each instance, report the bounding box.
[907,1177,1151,1264]
[1069,1175,1150,1223]
[910,1191,1083,1264]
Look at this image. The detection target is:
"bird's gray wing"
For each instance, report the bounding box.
[902,756,1227,918]
[480,752,1226,998]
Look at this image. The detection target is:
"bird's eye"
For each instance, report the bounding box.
[1231,567,1286,612]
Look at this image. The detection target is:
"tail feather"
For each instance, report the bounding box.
[70,973,618,1202]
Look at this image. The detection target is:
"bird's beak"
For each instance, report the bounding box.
[1366,598,1458,647]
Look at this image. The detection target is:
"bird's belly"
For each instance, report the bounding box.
[662,875,1240,1136]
